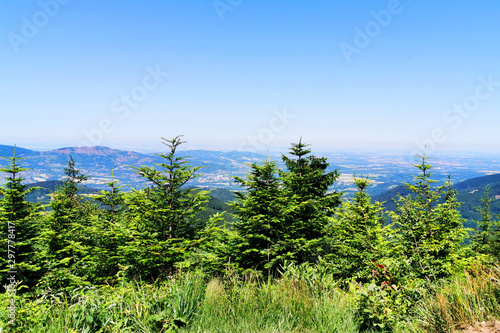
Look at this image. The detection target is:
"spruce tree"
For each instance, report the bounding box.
[95,169,126,223]
[38,156,96,290]
[0,146,41,289]
[233,140,341,272]
[390,153,467,281]
[125,136,210,280]
[472,186,500,258]
[327,176,390,282]
[187,212,238,276]
[231,159,285,271]
[87,171,128,284]
[277,139,341,265]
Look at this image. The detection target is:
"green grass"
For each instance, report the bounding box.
[408,265,500,333]
[3,266,500,333]
[189,275,358,332]
[0,271,359,333]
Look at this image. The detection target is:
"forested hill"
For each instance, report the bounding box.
[373,173,500,222]
[24,180,101,204]
[0,145,37,157]
[2,144,500,196]
[23,180,236,223]
[0,145,265,190]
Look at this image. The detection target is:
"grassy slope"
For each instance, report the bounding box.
[3,266,500,332]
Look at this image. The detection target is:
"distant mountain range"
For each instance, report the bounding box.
[0,145,265,190]
[2,143,499,230]
[1,144,499,197]
[373,173,500,225]
[25,171,500,233]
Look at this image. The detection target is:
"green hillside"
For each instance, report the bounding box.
[24,180,237,224]
[373,173,500,226]
[24,180,101,204]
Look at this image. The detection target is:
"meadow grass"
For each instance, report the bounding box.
[2,266,500,332]
[408,265,500,333]
[0,271,359,333]
[189,274,358,333]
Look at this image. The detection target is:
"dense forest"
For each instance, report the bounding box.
[1,136,500,332]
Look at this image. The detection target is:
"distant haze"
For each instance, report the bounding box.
[1,2,499,153]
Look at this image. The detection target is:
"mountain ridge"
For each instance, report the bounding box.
[0,144,266,190]
[1,144,499,196]
[373,173,500,223]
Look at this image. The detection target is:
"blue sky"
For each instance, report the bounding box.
[0,1,499,153]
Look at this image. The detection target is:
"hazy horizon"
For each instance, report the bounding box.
[3,141,500,159]
[1,1,499,155]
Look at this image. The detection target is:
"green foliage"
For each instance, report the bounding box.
[279,260,339,296]
[37,156,97,291]
[412,265,500,333]
[185,213,239,276]
[357,282,398,331]
[374,176,500,235]
[0,146,42,289]
[83,173,128,285]
[193,189,236,226]
[0,147,37,221]
[355,261,422,332]
[170,273,207,327]
[327,176,391,283]
[0,268,359,333]
[128,138,208,240]
[232,140,342,273]
[390,153,468,281]
[278,139,342,265]
[472,186,500,258]
[124,136,210,280]
[232,159,284,271]
[3,138,499,332]
[95,169,126,222]
[193,271,358,333]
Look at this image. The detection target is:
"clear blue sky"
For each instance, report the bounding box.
[0,1,499,153]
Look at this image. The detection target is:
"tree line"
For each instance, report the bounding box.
[1,136,499,310]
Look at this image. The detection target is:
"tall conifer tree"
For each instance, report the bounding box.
[390,153,467,281]
[38,156,96,290]
[232,159,284,271]
[0,146,41,288]
[472,186,500,257]
[327,177,389,282]
[232,140,341,272]
[125,136,210,280]
[277,139,341,264]
[86,170,128,284]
